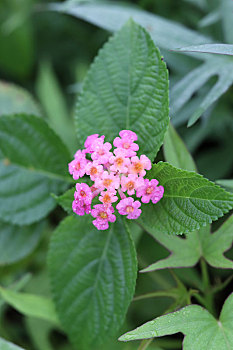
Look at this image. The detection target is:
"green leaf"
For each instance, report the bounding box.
[198,10,221,28]
[53,187,75,215]
[48,215,137,349]
[0,81,41,117]
[174,44,233,56]
[170,56,233,126]
[36,61,77,153]
[216,180,233,193]
[119,292,233,350]
[0,221,44,265]
[141,214,233,272]
[0,114,71,225]
[54,2,233,126]
[0,287,59,326]
[163,123,196,172]
[75,20,169,160]
[201,214,233,269]
[0,337,25,350]
[138,162,233,235]
[221,0,233,44]
[0,163,67,225]
[0,274,31,310]
[141,228,205,272]
[50,2,211,51]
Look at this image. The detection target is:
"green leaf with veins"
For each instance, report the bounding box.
[163,123,196,172]
[48,215,137,350]
[141,214,233,272]
[0,80,41,117]
[51,1,233,127]
[75,19,169,160]
[49,2,233,125]
[0,114,71,225]
[119,293,233,350]
[139,162,233,235]
[0,287,59,326]
[0,221,45,265]
[0,337,26,350]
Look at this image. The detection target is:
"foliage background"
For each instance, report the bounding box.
[0,0,233,349]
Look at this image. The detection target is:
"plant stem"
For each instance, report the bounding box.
[200,258,215,315]
[200,258,209,290]
[133,290,176,301]
[138,339,153,350]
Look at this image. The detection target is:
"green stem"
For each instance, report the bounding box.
[211,275,233,294]
[200,258,215,315]
[200,258,209,290]
[133,290,177,301]
[138,339,153,350]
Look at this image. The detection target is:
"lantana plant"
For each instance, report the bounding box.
[1,12,233,350]
[69,130,164,230]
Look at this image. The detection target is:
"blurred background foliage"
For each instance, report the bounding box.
[0,0,232,349]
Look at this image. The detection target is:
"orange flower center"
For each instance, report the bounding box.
[127,181,134,190]
[99,211,108,219]
[75,162,81,170]
[146,186,154,195]
[90,167,98,175]
[103,194,111,203]
[103,179,113,187]
[116,157,124,166]
[126,206,134,213]
[133,162,143,173]
[123,142,130,149]
[80,190,86,197]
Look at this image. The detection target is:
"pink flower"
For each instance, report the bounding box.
[113,130,139,157]
[85,161,103,181]
[72,200,91,216]
[116,198,141,219]
[74,183,92,204]
[121,174,145,195]
[136,179,164,204]
[84,134,105,153]
[109,150,130,173]
[119,130,137,141]
[129,155,151,177]
[68,150,87,180]
[99,190,118,206]
[91,204,116,230]
[68,130,165,230]
[95,171,120,191]
[91,139,112,164]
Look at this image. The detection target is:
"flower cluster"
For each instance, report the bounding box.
[69,131,164,230]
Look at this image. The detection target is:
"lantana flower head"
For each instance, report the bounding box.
[68,130,164,230]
